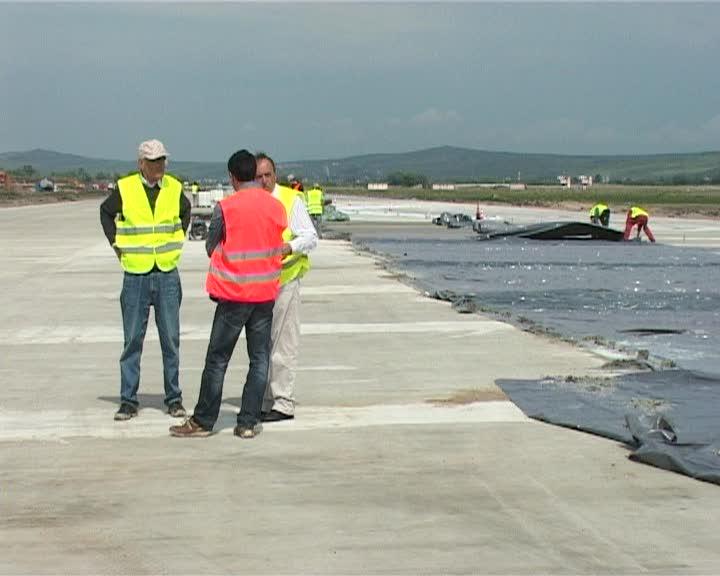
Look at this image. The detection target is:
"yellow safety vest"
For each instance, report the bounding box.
[276,185,311,285]
[589,203,608,217]
[630,206,648,218]
[115,173,185,273]
[306,188,323,216]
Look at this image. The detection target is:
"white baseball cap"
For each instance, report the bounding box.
[138,139,169,160]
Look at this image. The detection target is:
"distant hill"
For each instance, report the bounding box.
[0,149,224,182]
[282,146,720,185]
[1,146,719,184]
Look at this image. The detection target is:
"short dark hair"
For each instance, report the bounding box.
[227,150,256,182]
[255,152,276,173]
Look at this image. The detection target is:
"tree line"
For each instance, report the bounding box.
[4,164,720,187]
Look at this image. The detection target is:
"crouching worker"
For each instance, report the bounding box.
[623,206,656,243]
[170,150,287,439]
[589,202,610,227]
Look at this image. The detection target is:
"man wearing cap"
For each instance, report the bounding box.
[100,139,191,421]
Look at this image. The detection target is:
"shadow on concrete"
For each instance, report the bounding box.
[97,393,171,410]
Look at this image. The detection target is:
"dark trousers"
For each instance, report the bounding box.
[590,209,610,227]
[192,300,274,430]
[310,214,323,239]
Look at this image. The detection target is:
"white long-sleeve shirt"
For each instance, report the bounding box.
[273,184,318,255]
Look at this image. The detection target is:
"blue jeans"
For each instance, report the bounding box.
[192,300,274,430]
[119,269,182,407]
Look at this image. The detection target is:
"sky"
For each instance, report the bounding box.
[1,2,719,163]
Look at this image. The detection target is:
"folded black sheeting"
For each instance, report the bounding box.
[476,221,625,241]
[496,370,720,485]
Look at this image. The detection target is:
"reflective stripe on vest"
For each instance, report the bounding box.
[276,185,311,285]
[214,244,284,261]
[630,206,648,218]
[306,188,323,215]
[208,264,281,284]
[115,173,184,273]
[206,188,286,303]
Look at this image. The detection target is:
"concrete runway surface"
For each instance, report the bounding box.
[1,198,718,574]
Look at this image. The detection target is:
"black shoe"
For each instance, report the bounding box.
[114,403,138,421]
[261,409,294,422]
[167,401,187,418]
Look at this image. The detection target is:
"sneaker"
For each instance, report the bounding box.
[114,403,138,421]
[234,425,258,439]
[167,401,187,418]
[169,417,212,438]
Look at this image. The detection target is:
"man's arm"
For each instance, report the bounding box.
[179,192,192,233]
[287,195,318,255]
[205,203,225,257]
[100,188,122,258]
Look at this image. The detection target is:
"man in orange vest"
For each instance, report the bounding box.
[170,150,287,439]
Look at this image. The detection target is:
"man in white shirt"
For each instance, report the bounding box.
[255,153,318,421]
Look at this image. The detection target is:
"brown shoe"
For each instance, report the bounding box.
[169,417,211,438]
[233,425,258,439]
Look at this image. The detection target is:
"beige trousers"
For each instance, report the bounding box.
[263,279,301,415]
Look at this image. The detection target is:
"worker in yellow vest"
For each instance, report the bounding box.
[306,185,324,238]
[100,139,191,421]
[624,206,656,242]
[255,153,318,421]
[589,202,610,227]
[190,181,200,207]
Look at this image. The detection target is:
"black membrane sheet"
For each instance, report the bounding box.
[352,228,720,483]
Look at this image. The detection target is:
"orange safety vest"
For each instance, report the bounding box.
[206,188,287,303]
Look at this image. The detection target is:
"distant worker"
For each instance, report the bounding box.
[170,150,287,439]
[289,174,304,193]
[190,181,200,207]
[305,184,324,237]
[99,139,191,421]
[255,153,318,422]
[623,206,656,243]
[589,202,611,227]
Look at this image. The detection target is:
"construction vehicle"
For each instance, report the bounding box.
[188,187,227,240]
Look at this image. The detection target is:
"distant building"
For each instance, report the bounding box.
[432,183,456,191]
[558,174,593,188]
[367,182,389,190]
[578,175,593,187]
[509,183,527,190]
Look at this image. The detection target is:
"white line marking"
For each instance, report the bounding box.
[0,402,529,441]
[0,320,511,345]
